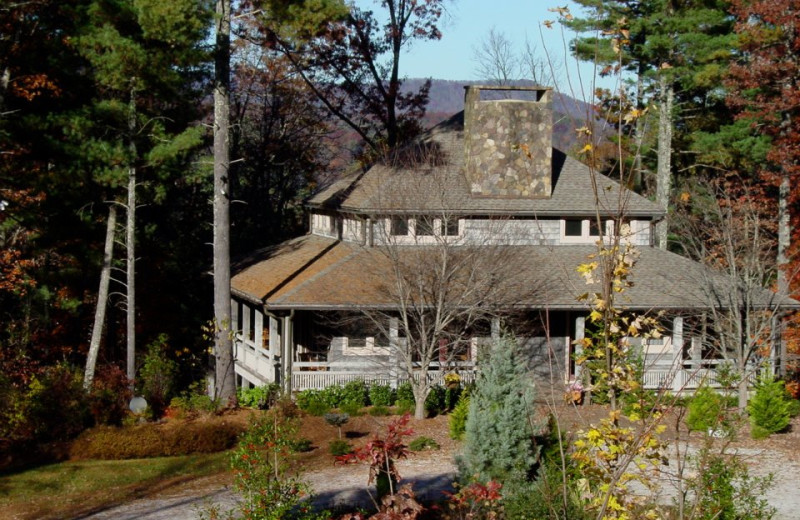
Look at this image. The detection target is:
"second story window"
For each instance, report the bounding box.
[390,216,409,236]
[442,217,460,236]
[416,217,435,236]
[562,218,606,243]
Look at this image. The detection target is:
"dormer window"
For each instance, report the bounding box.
[442,217,460,236]
[562,219,606,243]
[416,217,435,236]
[390,216,409,236]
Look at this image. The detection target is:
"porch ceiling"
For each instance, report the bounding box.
[232,236,800,312]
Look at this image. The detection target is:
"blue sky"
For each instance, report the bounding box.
[354,0,616,101]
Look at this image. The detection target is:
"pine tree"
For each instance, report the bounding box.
[459,335,541,484]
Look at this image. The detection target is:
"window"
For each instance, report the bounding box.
[329,215,338,235]
[416,217,434,236]
[442,217,460,236]
[390,216,409,236]
[564,219,582,236]
[562,219,608,242]
[589,219,601,237]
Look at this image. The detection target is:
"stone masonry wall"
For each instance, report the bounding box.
[464,87,552,198]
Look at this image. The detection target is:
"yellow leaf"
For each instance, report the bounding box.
[579,143,593,154]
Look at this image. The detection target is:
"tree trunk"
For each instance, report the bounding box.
[126,84,137,388]
[414,393,426,420]
[655,75,674,250]
[84,204,117,389]
[213,0,236,404]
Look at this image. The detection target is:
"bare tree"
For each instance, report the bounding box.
[674,176,792,410]
[84,204,117,389]
[354,144,541,419]
[472,28,519,85]
[213,0,236,404]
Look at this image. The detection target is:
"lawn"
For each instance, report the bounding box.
[0,451,230,519]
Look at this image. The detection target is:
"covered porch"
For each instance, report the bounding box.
[230,301,769,394]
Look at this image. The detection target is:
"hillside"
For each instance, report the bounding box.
[407,78,597,154]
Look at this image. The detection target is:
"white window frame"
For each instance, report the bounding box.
[560,219,609,243]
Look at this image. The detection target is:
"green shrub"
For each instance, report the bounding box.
[291,438,313,452]
[396,401,415,415]
[168,380,220,418]
[688,447,776,519]
[444,384,462,412]
[369,384,396,407]
[296,389,332,415]
[228,411,310,520]
[449,395,470,440]
[329,439,353,456]
[396,381,414,404]
[687,386,726,433]
[748,374,791,438]
[237,383,281,409]
[138,335,177,419]
[369,405,391,416]
[319,384,345,408]
[70,418,243,459]
[409,436,440,451]
[341,380,368,407]
[305,400,331,416]
[425,385,446,416]
[339,401,363,416]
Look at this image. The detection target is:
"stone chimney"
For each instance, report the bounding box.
[463,85,553,198]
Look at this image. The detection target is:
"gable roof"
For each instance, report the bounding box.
[308,112,665,218]
[232,235,796,312]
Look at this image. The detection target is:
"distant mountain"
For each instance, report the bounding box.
[406,78,597,153]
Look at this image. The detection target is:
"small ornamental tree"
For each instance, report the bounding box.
[459,335,542,484]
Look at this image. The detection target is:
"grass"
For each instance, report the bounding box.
[0,451,230,520]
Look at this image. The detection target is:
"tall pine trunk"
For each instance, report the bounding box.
[126,84,137,387]
[84,204,117,389]
[213,0,236,404]
[655,75,673,250]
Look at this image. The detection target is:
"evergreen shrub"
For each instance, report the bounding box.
[341,380,368,407]
[460,336,543,483]
[425,385,446,416]
[329,439,353,456]
[449,395,470,440]
[369,384,395,407]
[369,405,392,416]
[748,375,791,438]
[138,335,177,419]
[409,436,440,451]
[687,386,725,432]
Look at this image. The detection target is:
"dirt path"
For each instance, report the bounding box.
[79,454,457,520]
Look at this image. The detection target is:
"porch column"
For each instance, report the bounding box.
[254,310,264,350]
[242,303,251,343]
[574,316,585,381]
[268,316,280,383]
[490,317,501,342]
[282,313,294,394]
[230,298,239,335]
[672,317,684,393]
[771,314,784,377]
[389,317,399,387]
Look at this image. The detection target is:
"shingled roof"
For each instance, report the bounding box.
[308,112,665,218]
[232,235,794,311]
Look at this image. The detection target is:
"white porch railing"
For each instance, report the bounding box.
[291,360,477,391]
[642,365,761,391]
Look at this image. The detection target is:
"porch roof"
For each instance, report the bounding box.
[232,236,799,312]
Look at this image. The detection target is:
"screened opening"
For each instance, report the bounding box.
[390,216,409,236]
[565,219,582,236]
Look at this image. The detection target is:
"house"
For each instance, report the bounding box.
[229,85,792,395]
